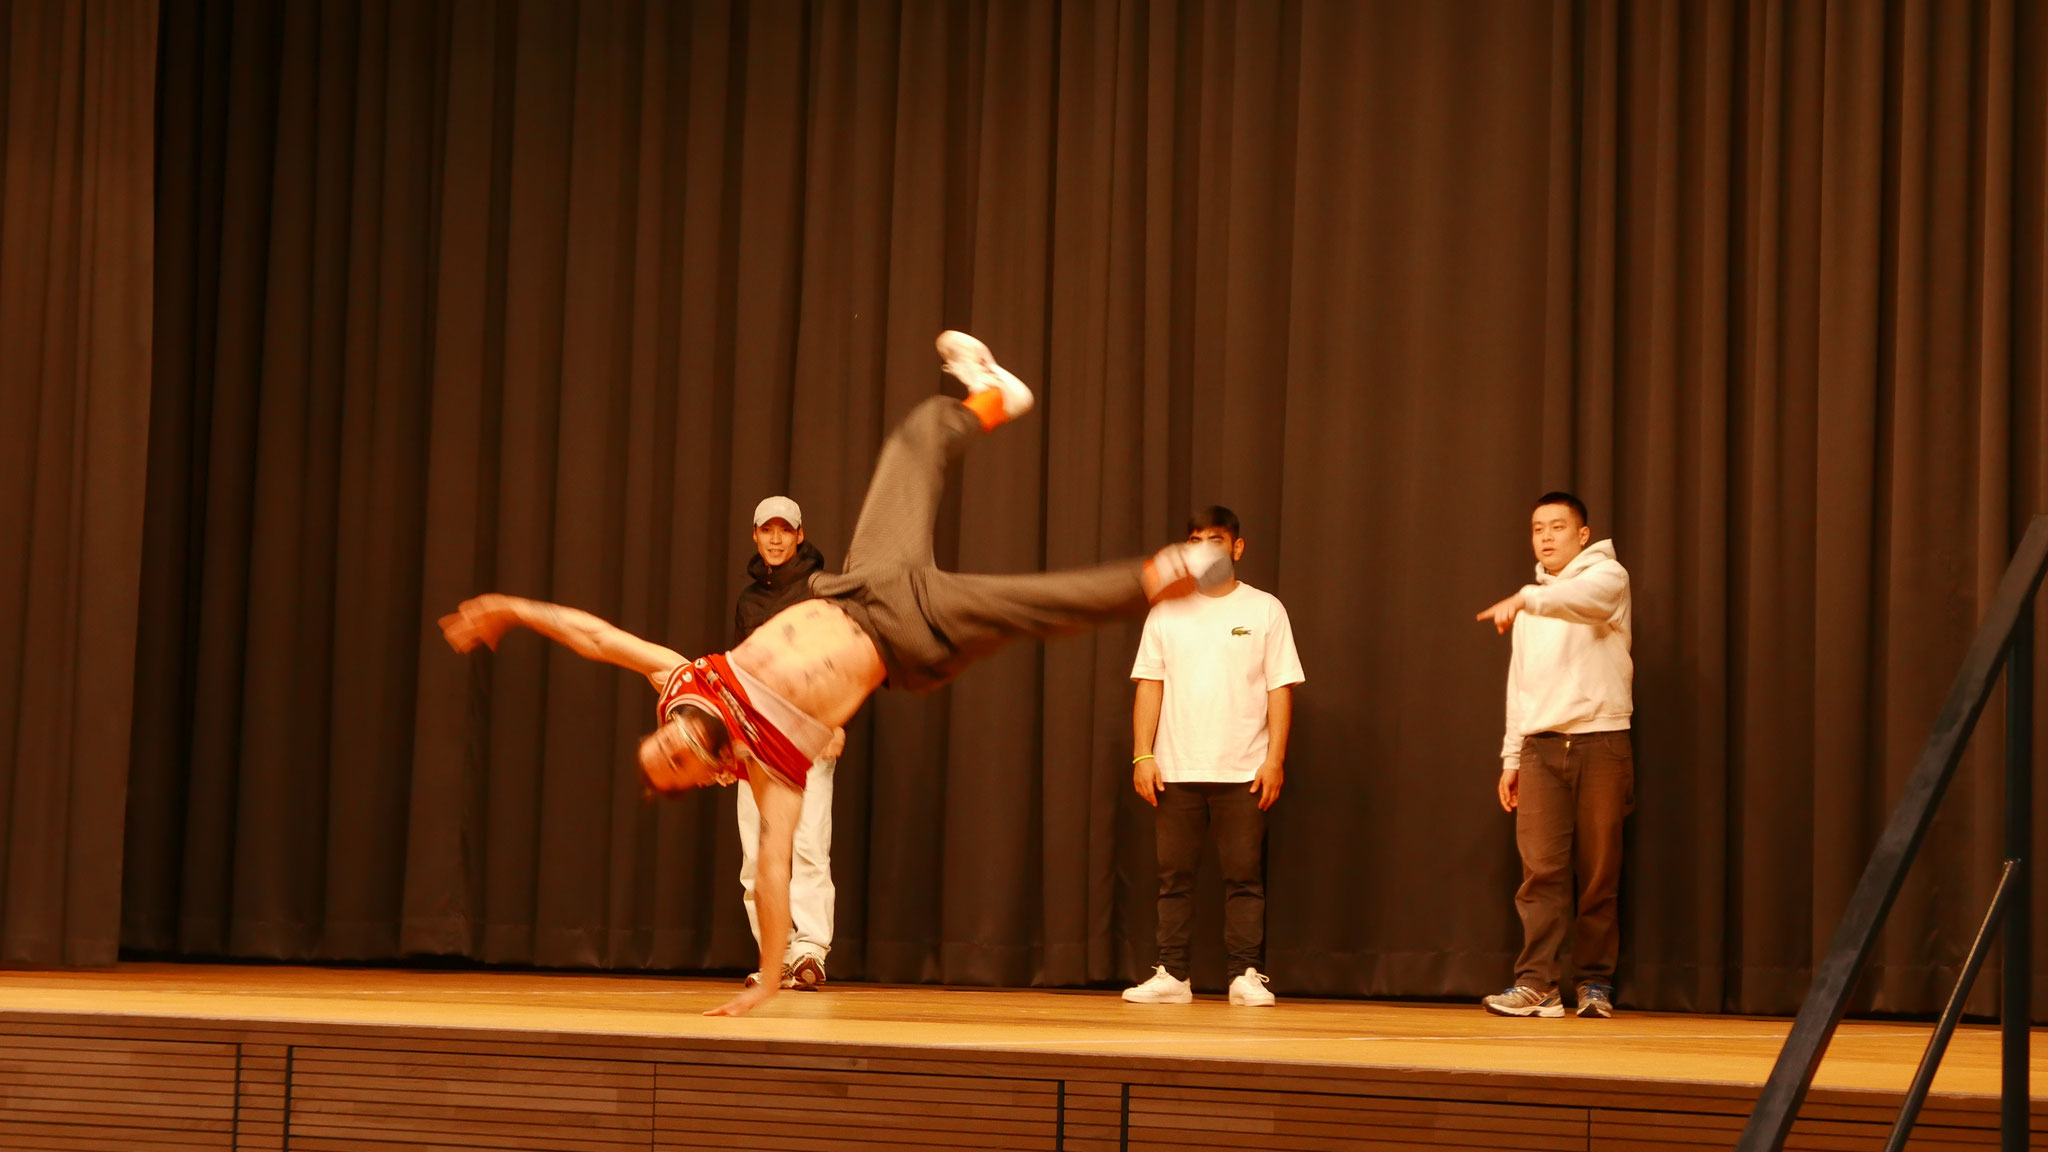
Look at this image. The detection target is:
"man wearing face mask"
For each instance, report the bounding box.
[733,497,838,994]
[1123,506,1304,1008]
[1473,491,1634,1020]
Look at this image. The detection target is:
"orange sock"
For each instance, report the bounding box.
[962,389,1007,431]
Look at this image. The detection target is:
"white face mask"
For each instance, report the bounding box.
[1185,538,1234,589]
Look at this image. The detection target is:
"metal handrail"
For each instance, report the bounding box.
[1881,860,2017,1150]
[1736,514,2046,1152]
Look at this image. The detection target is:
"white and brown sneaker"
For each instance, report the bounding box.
[788,955,827,992]
[936,330,1034,423]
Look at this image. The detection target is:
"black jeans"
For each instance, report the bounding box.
[810,397,1150,693]
[1154,782,1266,980]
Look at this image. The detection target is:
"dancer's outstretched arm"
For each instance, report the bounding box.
[440,593,685,681]
[706,768,802,1017]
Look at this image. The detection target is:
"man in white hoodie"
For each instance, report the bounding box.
[1473,492,1633,1020]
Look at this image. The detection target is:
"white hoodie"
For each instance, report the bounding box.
[1500,539,1633,769]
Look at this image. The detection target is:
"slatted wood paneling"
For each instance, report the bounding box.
[1125,1083,1589,1151]
[657,1065,1059,1151]
[1058,1080,1124,1152]
[0,1033,236,1151]
[285,1047,655,1151]
[0,968,2037,1152]
[234,1042,290,1151]
[1590,1106,2009,1151]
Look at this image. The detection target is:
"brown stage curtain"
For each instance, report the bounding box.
[0,0,157,965]
[131,0,2048,1017]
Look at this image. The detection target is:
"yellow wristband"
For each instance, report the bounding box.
[1132,754,1155,764]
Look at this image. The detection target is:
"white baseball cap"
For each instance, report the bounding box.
[752,495,802,530]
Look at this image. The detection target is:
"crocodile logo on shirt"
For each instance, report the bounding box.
[1231,626,1250,636]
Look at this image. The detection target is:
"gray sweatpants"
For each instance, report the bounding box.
[809,396,1149,693]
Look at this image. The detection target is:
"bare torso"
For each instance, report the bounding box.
[726,599,886,728]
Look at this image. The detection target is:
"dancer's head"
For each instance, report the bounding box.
[752,496,805,567]
[639,701,735,794]
[1530,491,1591,574]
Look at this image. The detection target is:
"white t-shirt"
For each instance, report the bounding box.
[1130,582,1305,783]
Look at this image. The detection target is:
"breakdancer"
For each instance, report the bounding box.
[440,332,1229,1016]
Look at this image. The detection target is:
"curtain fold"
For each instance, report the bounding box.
[129,0,2048,1017]
[0,0,158,965]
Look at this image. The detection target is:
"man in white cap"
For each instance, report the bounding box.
[440,331,1231,1017]
[733,496,837,993]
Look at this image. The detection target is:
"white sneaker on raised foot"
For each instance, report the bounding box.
[1143,540,1234,601]
[1121,965,1193,1004]
[1182,540,1233,590]
[1228,968,1276,1007]
[936,330,1034,420]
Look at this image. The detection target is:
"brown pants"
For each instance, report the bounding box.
[1512,729,1633,992]
[809,396,1150,693]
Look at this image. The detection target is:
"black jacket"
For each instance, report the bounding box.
[734,541,827,644]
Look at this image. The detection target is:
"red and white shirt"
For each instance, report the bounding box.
[653,653,818,788]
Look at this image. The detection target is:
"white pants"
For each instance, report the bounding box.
[737,757,836,963]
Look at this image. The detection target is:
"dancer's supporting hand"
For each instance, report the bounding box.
[706,770,802,1018]
[705,981,776,1018]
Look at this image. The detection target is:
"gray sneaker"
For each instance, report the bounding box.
[1576,983,1614,1018]
[1482,985,1564,1017]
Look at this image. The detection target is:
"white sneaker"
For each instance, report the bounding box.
[936,330,1034,419]
[1144,540,1235,601]
[1121,965,1193,1004]
[742,967,797,990]
[1228,967,1276,1007]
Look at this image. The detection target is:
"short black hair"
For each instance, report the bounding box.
[1187,505,1241,538]
[1532,491,1589,526]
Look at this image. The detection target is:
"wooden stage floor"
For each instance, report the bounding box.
[0,963,2040,1150]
